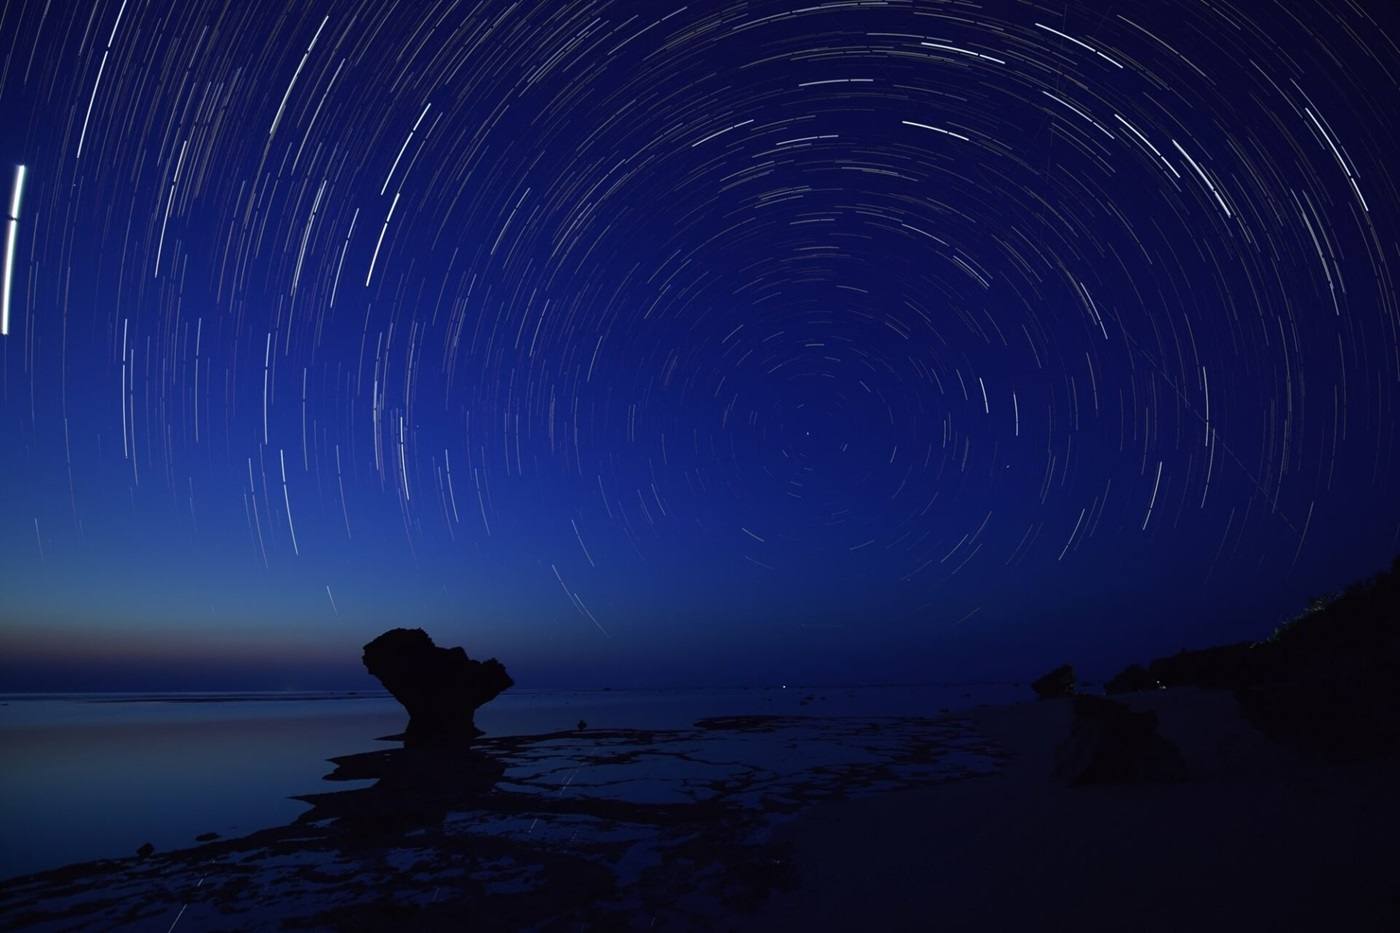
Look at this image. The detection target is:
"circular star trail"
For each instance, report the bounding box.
[2,0,1399,683]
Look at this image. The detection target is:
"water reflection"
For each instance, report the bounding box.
[293,742,506,839]
[1,683,1023,878]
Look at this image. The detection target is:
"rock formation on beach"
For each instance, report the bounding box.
[1030,663,1075,699]
[1104,663,1157,694]
[1053,695,1188,785]
[362,628,513,745]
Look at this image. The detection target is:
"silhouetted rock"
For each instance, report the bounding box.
[293,744,506,837]
[362,628,513,746]
[1031,664,1075,699]
[577,719,587,731]
[1104,663,1158,694]
[1053,696,1188,785]
[194,831,219,842]
[136,842,155,858]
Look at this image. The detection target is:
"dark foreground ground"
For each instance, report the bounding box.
[0,711,1002,931]
[3,689,1397,931]
[747,688,1400,932]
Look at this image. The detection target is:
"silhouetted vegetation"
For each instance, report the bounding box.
[1107,557,1400,761]
[1135,642,1256,691]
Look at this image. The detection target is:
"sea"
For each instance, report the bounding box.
[0,682,1023,879]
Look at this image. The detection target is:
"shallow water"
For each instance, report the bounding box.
[0,683,1020,879]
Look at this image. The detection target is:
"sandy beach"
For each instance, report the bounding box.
[746,687,1400,932]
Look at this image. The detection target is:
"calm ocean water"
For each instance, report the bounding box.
[0,683,1021,879]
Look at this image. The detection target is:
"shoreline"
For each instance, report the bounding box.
[5,688,1396,930]
[0,683,1023,883]
[0,706,1003,930]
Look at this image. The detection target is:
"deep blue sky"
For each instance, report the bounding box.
[2,0,1398,691]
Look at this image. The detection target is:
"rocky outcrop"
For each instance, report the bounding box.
[1104,663,1157,694]
[362,628,513,746]
[1053,696,1188,785]
[1031,663,1075,699]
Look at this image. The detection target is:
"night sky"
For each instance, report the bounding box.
[2,0,1398,691]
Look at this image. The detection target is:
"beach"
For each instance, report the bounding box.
[2,686,1397,930]
[747,688,1400,931]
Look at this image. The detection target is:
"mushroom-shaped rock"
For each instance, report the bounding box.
[362,628,513,745]
[1031,663,1076,699]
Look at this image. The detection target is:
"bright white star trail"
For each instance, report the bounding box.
[0,0,1397,687]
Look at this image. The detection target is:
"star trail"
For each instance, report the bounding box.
[1,0,1398,688]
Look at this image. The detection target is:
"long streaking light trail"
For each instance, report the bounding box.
[1,164,26,337]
